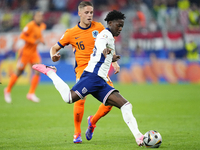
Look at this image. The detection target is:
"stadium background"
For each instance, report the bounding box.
[1,0,200,85]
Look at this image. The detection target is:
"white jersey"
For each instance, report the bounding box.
[84,28,115,81]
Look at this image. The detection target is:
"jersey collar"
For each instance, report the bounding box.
[106,28,111,32]
[78,22,91,30]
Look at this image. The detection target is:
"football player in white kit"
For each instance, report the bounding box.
[32,10,144,146]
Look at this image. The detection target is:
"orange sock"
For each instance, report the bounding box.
[6,74,18,92]
[28,74,40,94]
[91,103,112,125]
[74,99,85,134]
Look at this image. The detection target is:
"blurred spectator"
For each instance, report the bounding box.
[185,40,199,60]
[178,0,190,30]
[167,0,177,8]
[52,12,71,31]
[148,18,159,32]
[50,0,69,11]
[133,7,146,31]
[36,0,49,12]
[43,12,62,29]
[188,3,200,29]
[178,0,190,10]
[152,0,167,19]
[143,0,153,9]
[19,2,33,30]
[166,7,179,31]
[1,7,14,32]
[156,0,179,31]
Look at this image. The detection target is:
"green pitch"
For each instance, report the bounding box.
[0,83,200,150]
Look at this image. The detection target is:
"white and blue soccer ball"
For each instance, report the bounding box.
[143,130,162,148]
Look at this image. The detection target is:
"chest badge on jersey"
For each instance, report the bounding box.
[92,30,99,38]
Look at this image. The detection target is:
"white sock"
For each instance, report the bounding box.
[121,102,143,139]
[47,70,72,103]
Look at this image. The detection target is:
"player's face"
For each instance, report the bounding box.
[34,12,43,25]
[109,19,124,37]
[78,6,93,27]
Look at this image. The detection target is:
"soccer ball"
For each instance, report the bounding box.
[143,130,162,148]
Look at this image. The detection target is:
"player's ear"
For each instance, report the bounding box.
[78,11,81,17]
[108,21,112,27]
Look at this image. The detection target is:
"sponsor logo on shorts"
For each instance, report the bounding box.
[82,87,88,94]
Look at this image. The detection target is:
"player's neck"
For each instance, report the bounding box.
[34,21,41,26]
[79,22,90,28]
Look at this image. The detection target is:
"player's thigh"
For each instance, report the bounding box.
[30,53,41,65]
[106,91,128,109]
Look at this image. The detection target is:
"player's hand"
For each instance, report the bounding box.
[112,62,120,74]
[51,52,61,62]
[103,48,112,58]
[112,54,120,62]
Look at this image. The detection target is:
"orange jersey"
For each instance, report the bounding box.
[58,21,104,76]
[19,20,46,57]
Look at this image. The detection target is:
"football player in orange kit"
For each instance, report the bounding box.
[4,11,46,103]
[49,1,120,143]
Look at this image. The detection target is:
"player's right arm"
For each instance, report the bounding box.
[50,43,61,62]
[50,29,71,62]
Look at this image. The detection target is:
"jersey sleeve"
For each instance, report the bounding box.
[95,34,108,53]
[99,22,105,31]
[20,23,36,44]
[57,29,70,48]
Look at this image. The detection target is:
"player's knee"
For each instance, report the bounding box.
[121,102,132,111]
[62,92,72,104]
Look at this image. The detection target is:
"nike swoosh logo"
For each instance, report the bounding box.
[75,36,80,39]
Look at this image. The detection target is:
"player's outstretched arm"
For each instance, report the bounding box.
[112,54,120,62]
[50,43,62,62]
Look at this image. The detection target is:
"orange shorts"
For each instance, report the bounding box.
[17,52,41,70]
[76,65,113,87]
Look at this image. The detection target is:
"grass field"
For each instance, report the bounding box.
[0,83,200,150]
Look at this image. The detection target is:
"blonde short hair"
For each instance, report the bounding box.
[78,1,93,11]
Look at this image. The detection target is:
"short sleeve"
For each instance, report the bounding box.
[23,23,33,36]
[99,22,105,31]
[57,29,70,48]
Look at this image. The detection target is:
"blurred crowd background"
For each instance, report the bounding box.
[1,0,200,84]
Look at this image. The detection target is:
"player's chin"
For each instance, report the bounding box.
[115,33,120,36]
[87,19,92,23]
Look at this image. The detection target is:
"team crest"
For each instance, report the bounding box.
[92,30,99,38]
[82,87,88,94]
